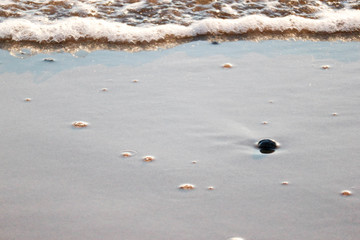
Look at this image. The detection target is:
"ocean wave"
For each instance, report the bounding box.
[0,9,359,44]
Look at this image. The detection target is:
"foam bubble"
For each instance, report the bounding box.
[221,5,238,16]
[73,1,98,16]
[120,0,146,15]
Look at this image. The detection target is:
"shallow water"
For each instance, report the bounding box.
[0,0,360,52]
[0,40,359,240]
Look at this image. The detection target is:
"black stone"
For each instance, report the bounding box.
[257,139,278,154]
[211,41,219,45]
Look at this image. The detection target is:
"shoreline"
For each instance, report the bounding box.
[1,32,360,55]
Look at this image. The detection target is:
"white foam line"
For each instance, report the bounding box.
[0,10,359,43]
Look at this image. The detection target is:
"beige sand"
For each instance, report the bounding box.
[0,40,359,240]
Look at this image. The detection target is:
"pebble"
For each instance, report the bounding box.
[120,150,137,158]
[332,112,338,116]
[121,151,136,157]
[341,190,352,196]
[211,41,219,45]
[143,156,155,162]
[262,121,268,125]
[101,88,108,92]
[179,184,195,190]
[208,186,214,190]
[192,161,197,164]
[227,238,245,240]
[122,152,132,157]
[43,58,55,62]
[257,139,278,154]
[321,65,330,69]
[72,121,88,128]
[222,63,233,68]
[24,98,31,102]
[132,79,138,83]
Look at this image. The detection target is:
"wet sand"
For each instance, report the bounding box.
[0,40,360,240]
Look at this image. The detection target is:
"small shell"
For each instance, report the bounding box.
[281,181,289,185]
[179,184,195,190]
[24,98,31,102]
[222,63,233,68]
[143,156,155,162]
[262,121,268,125]
[192,161,197,164]
[341,190,352,196]
[332,113,338,116]
[101,88,108,92]
[321,65,330,69]
[208,186,214,190]
[72,121,88,128]
[132,79,138,83]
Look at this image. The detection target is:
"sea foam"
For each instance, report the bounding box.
[0,9,359,43]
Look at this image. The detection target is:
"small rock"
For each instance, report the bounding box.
[43,58,55,62]
[257,139,278,154]
[341,190,352,196]
[179,184,195,190]
[121,150,137,158]
[122,152,133,157]
[143,156,155,162]
[222,63,233,68]
[72,121,88,128]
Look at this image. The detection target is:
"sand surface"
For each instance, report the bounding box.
[0,41,360,240]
